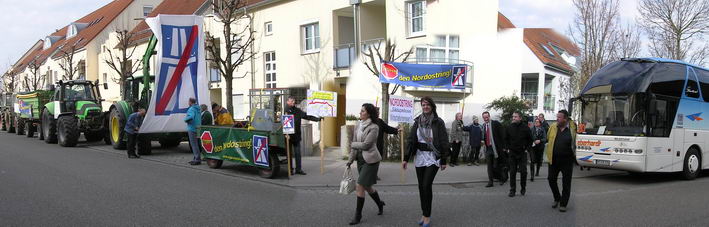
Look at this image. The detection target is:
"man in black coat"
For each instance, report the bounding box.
[504,112,533,197]
[285,96,321,175]
[481,111,507,187]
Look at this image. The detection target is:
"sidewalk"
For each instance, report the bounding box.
[89,143,624,188]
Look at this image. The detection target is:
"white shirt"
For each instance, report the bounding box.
[415,127,440,168]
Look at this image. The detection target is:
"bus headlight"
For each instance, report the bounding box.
[634,149,643,154]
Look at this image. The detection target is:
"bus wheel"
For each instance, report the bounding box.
[682,148,701,180]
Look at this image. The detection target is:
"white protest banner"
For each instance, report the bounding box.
[306,90,337,118]
[141,15,210,133]
[388,96,414,123]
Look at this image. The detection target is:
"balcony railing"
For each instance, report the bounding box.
[521,92,538,109]
[333,38,384,69]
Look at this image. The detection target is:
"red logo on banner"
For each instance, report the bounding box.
[201,131,214,153]
[381,63,398,80]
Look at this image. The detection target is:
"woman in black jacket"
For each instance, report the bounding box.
[403,97,449,227]
[530,118,547,181]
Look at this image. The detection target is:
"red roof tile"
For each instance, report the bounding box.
[523,28,580,74]
[498,12,516,30]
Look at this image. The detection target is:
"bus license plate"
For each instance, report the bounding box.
[595,159,611,166]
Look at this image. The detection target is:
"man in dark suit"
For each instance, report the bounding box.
[481,111,507,187]
[285,96,321,175]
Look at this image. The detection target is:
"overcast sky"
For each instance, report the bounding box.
[0,0,112,73]
[0,0,643,74]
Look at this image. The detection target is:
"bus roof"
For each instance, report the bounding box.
[580,58,709,95]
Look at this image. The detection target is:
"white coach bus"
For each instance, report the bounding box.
[573,58,708,180]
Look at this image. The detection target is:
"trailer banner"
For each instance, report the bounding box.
[199,126,270,168]
[379,61,467,89]
[141,15,211,133]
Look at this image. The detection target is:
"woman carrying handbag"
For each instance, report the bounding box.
[402,97,449,227]
[346,103,385,225]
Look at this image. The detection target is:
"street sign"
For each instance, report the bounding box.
[282,114,295,134]
[252,135,269,167]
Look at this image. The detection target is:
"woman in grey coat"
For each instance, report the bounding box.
[346,103,384,225]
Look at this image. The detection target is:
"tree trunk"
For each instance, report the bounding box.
[225,76,234,116]
[380,83,390,159]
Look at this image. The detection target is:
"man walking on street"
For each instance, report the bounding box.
[449,113,464,167]
[462,116,482,166]
[185,98,202,165]
[546,110,577,212]
[124,106,146,159]
[481,112,506,187]
[285,96,321,175]
[504,112,533,197]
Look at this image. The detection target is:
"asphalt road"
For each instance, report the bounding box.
[1,132,708,226]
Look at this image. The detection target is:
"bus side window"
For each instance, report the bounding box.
[685,80,700,98]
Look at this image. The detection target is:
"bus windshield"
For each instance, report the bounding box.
[578,94,647,136]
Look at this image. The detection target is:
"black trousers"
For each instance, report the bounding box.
[126,133,137,156]
[530,145,544,176]
[416,165,439,217]
[497,150,509,182]
[509,152,528,192]
[548,157,574,207]
[468,145,481,163]
[485,149,496,183]
[450,141,462,165]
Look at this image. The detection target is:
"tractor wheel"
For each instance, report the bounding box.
[25,121,35,138]
[1,113,6,131]
[57,115,79,147]
[159,137,182,148]
[42,109,57,144]
[137,136,152,155]
[109,108,126,150]
[6,113,15,133]
[15,117,25,135]
[85,130,104,142]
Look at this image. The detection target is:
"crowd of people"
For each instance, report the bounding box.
[122,97,579,226]
[346,97,579,226]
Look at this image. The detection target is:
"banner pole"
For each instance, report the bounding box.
[320,120,325,175]
[400,124,405,183]
[287,135,292,177]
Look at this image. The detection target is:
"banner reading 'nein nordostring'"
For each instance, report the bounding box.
[379,61,467,89]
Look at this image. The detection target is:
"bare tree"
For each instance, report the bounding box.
[1,72,19,94]
[23,57,45,91]
[206,0,256,114]
[362,39,412,158]
[638,0,709,65]
[57,40,83,81]
[566,0,643,100]
[104,30,141,97]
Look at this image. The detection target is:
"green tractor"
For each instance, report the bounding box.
[41,80,106,147]
[1,92,16,133]
[106,35,182,154]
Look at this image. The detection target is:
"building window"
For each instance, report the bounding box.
[301,23,320,53]
[264,52,276,88]
[77,60,86,80]
[541,44,555,56]
[408,1,426,37]
[67,25,77,38]
[143,5,153,17]
[210,68,221,82]
[416,35,460,63]
[265,21,273,36]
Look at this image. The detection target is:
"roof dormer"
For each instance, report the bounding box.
[67,22,89,38]
[43,35,63,50]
